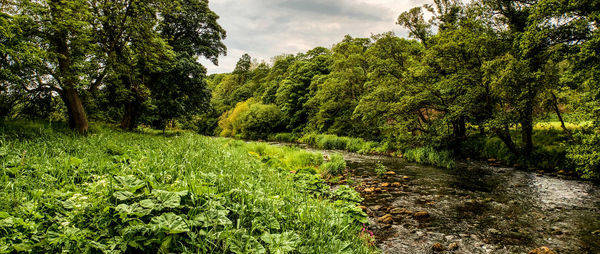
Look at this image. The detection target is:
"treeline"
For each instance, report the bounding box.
[0,0,226,132]
[203,0,600,178]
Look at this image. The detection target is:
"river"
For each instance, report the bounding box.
[276,143,600,253]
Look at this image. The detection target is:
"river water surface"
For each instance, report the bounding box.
[281,144,600,253]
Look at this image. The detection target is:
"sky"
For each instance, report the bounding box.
[200,0,432,74]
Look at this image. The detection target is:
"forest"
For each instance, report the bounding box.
[1,0,600,253]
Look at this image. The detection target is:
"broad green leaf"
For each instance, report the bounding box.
[116,204,151,217]
[229,233,265,254]
[139,199,158,210]
[114,175,145,192]
[190,209,231,228]
[150,213,189,234]
[260,231,300,254]
[113,191,135,201]
[152,190,184,209]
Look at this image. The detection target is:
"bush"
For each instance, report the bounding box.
[403,147,455,169]
[268,133,298,142]
[320,153,347,176]
[298,133,319,146]
[567,131,600,179]
[218,99,284,139]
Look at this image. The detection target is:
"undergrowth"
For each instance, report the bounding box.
[0,121,373,253]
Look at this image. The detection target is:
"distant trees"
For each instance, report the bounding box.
[206,0,599,177]
[0,0,226,132]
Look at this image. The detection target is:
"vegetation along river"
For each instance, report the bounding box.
[273,143,600,253]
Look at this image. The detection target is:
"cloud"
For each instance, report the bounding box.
[200,0,432,74]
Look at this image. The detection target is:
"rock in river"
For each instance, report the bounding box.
[378,214,394,224]
[448,242,459,251]
[413,211,430,219]
[390,208,413,215]
[528,246,555,254]
[432,243,446,252]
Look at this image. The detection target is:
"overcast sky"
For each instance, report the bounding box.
[200,0,432,74]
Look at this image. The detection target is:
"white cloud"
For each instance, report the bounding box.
[200,0,432,74]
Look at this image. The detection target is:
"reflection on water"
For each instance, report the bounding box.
[294,144,600,253]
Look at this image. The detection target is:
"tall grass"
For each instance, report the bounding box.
[298,133,388,154]
[403,147,456,169]
[320,153,347,176]
[0,121,374,253]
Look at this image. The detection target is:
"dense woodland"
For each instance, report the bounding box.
[206,0,600,178]
[1,0,600,253]
[2,0,600,178]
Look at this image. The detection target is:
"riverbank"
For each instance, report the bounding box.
[266,132,585,179]
[289,146,600,253]
[0,121,375,253]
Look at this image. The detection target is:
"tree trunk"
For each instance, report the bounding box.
[521,115,534,156]
[495,127,519,156]
[120,100,140,130]
[60,87,89,134]
[550,92,573,139]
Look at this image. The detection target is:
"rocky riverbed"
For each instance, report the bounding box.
[313,147,600,254]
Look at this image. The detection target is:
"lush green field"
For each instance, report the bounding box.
[0,121,373,253]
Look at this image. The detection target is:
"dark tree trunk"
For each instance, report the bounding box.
[521,109,534,156]
[60,88,89,134]
[495,127,519,156]
[120,100,140,130]
[551,92,573,139]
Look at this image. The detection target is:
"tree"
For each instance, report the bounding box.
[1,0,97,133]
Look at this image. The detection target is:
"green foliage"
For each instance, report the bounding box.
[403,147,456,169]
[218,99,284,139]
[267,133,299,143]
[567,132,600,179]
[320,153,347,176]
[374,163,387,178]
[0,121,374,253]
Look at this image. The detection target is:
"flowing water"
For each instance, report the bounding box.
[277,143,600,253]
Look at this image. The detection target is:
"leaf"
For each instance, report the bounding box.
[260,231,300,254]
[139,199,158,210]
[113,191,135,201]
[150,213,189,234]
[114,175,145,192]
[189,209,232,228]
[152,190,185,209]
[115,204,151,217]
[12,243,33,252]
[68,157,83,167]
[229,233,266,254]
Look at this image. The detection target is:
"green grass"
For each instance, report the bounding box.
[298,133,389,154]
[320,153,347,176]
[403,147,456,169]
[0,121,373,253]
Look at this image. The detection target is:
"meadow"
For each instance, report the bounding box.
[0,121,373,253]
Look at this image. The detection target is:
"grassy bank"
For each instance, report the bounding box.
[0,121,373,253]
[267,130,584,177]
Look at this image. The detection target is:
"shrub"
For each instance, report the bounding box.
[298,133,318,146]
[318,135,347,150]
[237,103,284,139]
[404,147,455,169]
[268,133,298,142]
[218,99,284,139]
[374,162,387,178]
[567,131,600,179]
[320,153,347,176]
